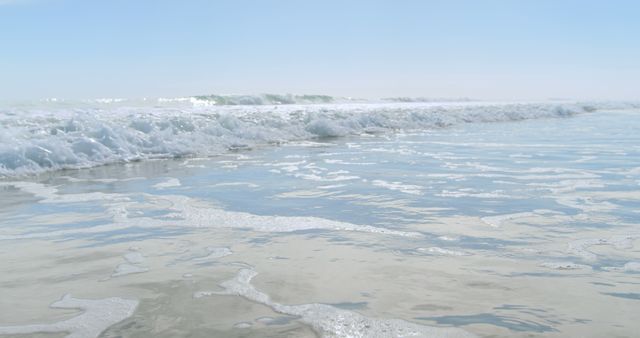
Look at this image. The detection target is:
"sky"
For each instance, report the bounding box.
[1,0,639,100]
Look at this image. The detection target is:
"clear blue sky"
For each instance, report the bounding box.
[1,0,639,100]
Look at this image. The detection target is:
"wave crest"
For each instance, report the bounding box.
[0,101,631,177]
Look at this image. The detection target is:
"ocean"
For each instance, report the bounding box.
[0,96,639,337]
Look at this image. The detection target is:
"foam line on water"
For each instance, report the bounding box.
[481,210,558,228]
[372,180,424,195]
[418,247,470,256]
[111,264,149,277]
[152,178,181,189]
[195,268,477,338]
[539,262,592,271]
[160,194,422,237]
[0,182,422,240]
[0,294,138,338]
[0,181,129,204]
[110,250,149,278]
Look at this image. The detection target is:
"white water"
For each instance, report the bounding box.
[1,99,626,177]
[0,295,138,338]
[196,268,477,338]
[1,107,639,337]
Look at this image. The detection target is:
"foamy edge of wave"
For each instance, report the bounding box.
[1,101,635,178]
[0,181,422,239]
[195,268,477,338]
[0,294,138,338]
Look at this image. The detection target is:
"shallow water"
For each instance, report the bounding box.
[1,108,639,337]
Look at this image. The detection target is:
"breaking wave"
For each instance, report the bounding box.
[0,100,635,177]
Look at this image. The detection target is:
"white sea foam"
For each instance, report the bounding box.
[424,173,467,181]
[317,184,348,190]
[438,189,512,199]
[111,263,149,277]
[540,262,592,271]
[323,159,375,165]
[123,252,146,264]
[195,268,476,338]
[0,100,612,177]
[0,182,421,239]
[418,247,469,256]
[481,212,537,228]
[111,251,149,277]
[0,294,138,338]
[480,209,559,227]
[527,179,605,194]
[233,322,253,329]
[160,195,421,237]
[280,165,300,173]
[372,180,424,195]
[153,178,181,189]
[437,235,460,241]
[293,172,360,182]
[0,181,130,204]
[209,182,260,188]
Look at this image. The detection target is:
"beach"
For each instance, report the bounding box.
[1,100,639,337]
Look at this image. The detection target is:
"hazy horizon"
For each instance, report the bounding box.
[1,0,639,101]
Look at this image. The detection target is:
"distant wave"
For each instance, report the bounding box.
[1,94,356,109]
[381,97,475,103]
[1,94,476,109]
[190,93,337,105]
[0,100,636,177]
